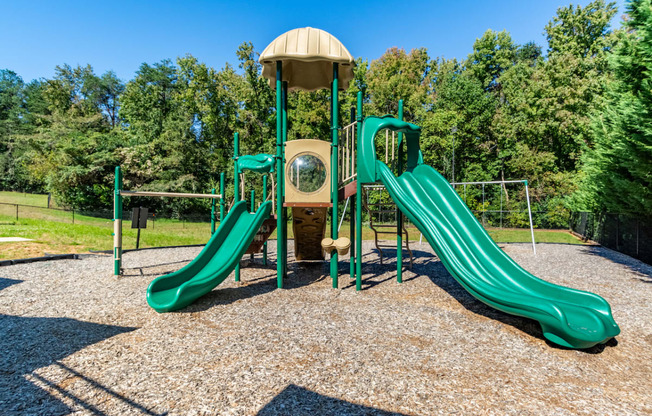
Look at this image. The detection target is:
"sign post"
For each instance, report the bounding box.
[131,207,148,250]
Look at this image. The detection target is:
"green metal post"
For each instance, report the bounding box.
[350,106,356,280]
[263,174,268,266]
[331,63,339,289]
[219,172,225,222]
[355,92,363,291]
[397,99,404,283]
[275,61,284,289]
[211,188,216,235]
[282,81,288,281]
[250,189,255,261]
[234,132,241,282]
[113,166,123,276]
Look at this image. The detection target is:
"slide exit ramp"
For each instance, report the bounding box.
[147,200,272,312]
[358,116,620,349]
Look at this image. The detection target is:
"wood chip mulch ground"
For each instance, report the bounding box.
[1,241,650,415]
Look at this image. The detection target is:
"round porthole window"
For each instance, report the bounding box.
[287,153,327,194]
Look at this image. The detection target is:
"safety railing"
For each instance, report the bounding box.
[338,122,399,186]
[339,120,357,185]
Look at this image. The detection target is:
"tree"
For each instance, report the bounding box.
[0,70,26,190]
[421,58,496,182]
[575,0,652,215]
[84,71,125,127]
[545,0,618,62]
[235,42,275,156]
[467,30,517,91]
[22,80,50,130]
[120,60,178,143]
[367,47,431,120]
[0,70,25,136]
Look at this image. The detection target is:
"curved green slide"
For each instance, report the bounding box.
[360,116,619,349]
[147,200,272,313]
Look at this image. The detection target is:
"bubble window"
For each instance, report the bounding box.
[287,153,328,194]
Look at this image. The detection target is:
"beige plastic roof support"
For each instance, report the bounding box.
[259,27,355,91]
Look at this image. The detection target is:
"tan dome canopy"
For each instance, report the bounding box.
[260,27,355,91]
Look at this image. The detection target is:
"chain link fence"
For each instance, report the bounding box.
[570,212,651,265]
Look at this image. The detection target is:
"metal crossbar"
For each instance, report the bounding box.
[120,191,222,199]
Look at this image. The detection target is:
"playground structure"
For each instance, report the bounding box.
[113,27,620,349]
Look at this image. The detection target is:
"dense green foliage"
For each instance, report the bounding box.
[575,0,652,215]
[1,0,646,222]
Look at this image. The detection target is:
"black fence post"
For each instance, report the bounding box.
[15,204,18,221]
[616,214,620,251]
[636,218,640,257]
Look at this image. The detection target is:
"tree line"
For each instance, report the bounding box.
[0,0,649,222]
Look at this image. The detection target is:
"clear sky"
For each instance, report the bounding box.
[1,0,626,83]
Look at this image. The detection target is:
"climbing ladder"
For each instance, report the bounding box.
[363,185,413,268]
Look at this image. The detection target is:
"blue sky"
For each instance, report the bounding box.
[1,0,626,83]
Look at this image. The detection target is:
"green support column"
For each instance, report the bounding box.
[219,172,225,222]
[275,61,284,289]
[282,81,288,281]
[250,189,255,261]
[210,188,216,235]
[397,99,404,283]
[355,92,363,291]
[234,132,241,282]
[349,106,356,280]
[263,174,268,266]
[113,166,123,276]
[330,63,339,289]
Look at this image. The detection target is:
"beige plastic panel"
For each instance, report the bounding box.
[292,207,327,261]
[259,27,355,91]
[285,139,331,204]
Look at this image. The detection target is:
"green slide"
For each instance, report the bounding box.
[147,200,272,313]
[360,116,620,349]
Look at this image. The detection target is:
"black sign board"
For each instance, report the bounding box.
[131,207,148,229]
[131,207,148,250]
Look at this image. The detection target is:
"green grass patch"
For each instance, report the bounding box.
[0,202,584,259]
[0,191,60,208]
[0,214,212,259]
[487,228,583,244]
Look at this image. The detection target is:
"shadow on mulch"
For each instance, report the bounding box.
[257,384,408,416]
[180,261,328,313]
[0,277,23,291]
[121,259,196,278]
[580,245,652,281]
[0,314,139,415]
[341,248,439,290]
[377,250,617,354]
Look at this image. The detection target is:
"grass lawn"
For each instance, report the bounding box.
[0,209,584,260]
[0,191,584,259]
[0,191,60,208]
[486,228,582,245]
[0,215,211,259]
